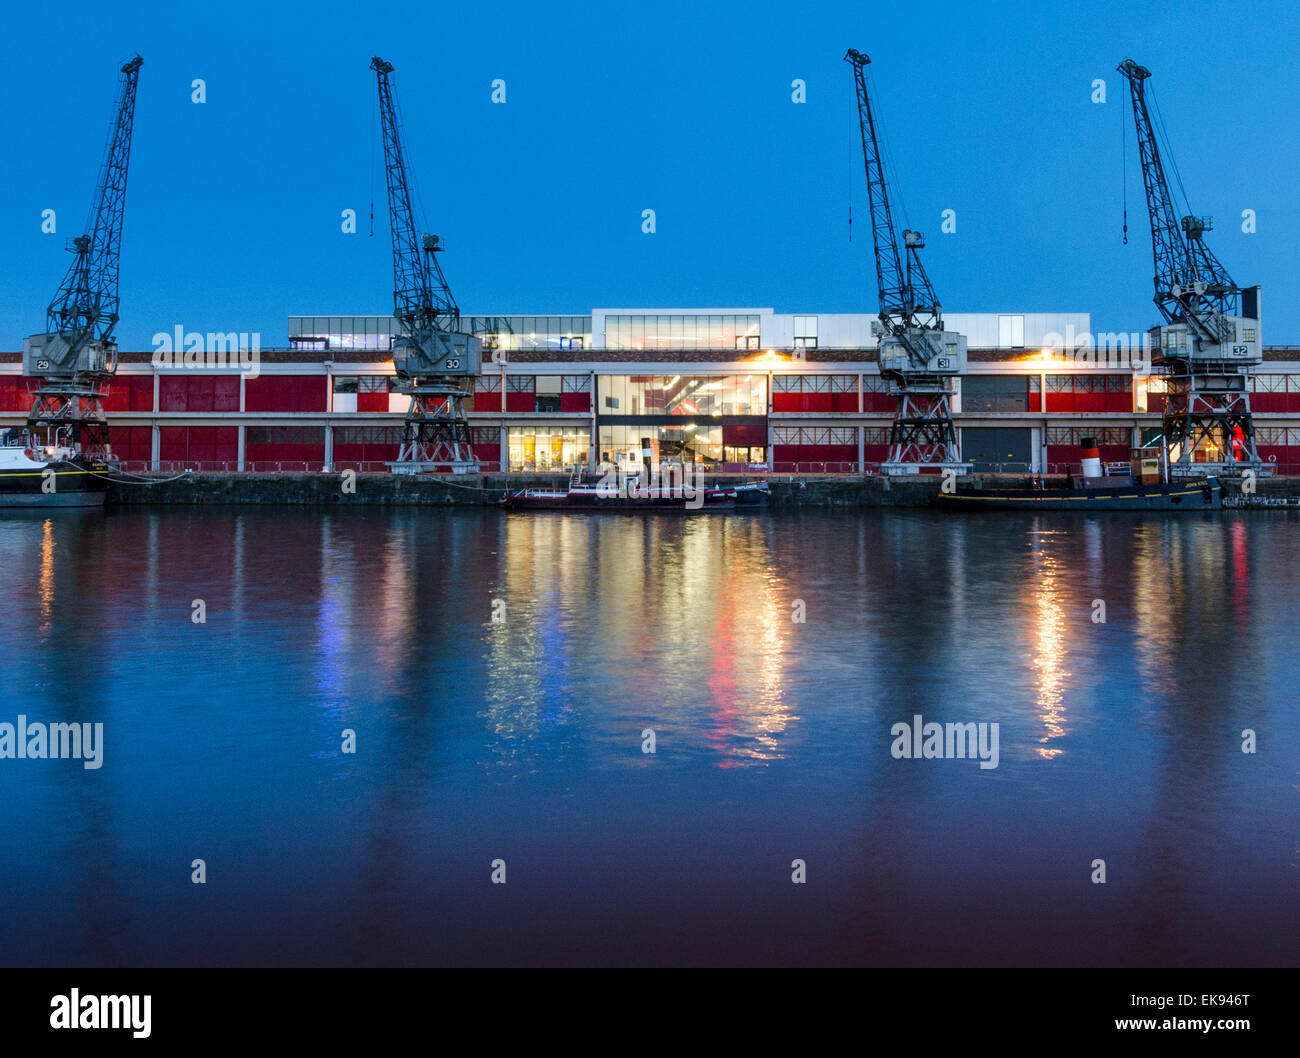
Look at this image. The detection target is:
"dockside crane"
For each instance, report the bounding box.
[371,57,481,473]
[845,49,967,474]
[23,55,143,460]
[1118,59,1262,476]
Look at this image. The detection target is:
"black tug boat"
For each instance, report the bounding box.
[939,437,1223,511]
[0,426,109,508]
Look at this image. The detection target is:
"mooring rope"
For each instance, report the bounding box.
[100,469,194,485]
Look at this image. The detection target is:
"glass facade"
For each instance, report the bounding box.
[507,426,590,472]
[455,316,591,352]
[289,316,394,351]
[288,316,591,353]
[597,375,767,416]
[598,425,725,469]
[603,315,760,351]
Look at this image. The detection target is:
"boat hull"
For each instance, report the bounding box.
[503,489,736,512]
[0,458,110,508]
[939,476,1222,511]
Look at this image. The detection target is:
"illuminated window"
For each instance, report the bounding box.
[794,316,818,350]
[507,426,590,471]
[604,315,761,351]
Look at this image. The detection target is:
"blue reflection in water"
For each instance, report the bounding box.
[0,506,1294,967]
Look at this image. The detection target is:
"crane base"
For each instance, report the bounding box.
[388,460,477,476]
[882,462,971,476]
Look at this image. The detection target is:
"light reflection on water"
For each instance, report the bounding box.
[0,506,1295,966]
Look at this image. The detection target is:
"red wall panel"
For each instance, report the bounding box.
[473,388,502,412]
[506,392,535,412]
[0,376,45,412]
[188,376,216,412]
[777,445,856,466]
[159,375,240,412]
[246,375,326,412]
[110,426,153,462]
[213,377,239,411]
[159,376,187,411]
[722,424,766,446]
[0,377,24,412]
[772,393,801,413]
[357,393,390,412]
[159,426,187,460]
[102,376,154,412]
[333,442,400,463]
[245,444,325,465]
[159,426,238,464]
[560,392,591,413]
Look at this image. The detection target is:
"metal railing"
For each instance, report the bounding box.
[101,458,1300,479]
[109,460,506,475]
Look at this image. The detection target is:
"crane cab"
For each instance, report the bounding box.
[391,329,482,380]
[876,327,967,377]
[22,332,117,377]
[1148,318,1261,367]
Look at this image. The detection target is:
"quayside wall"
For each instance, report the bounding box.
[102,472,1293,508]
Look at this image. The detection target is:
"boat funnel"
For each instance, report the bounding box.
[1080,436,1102,479]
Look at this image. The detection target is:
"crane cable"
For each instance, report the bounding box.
[848,128,853,242]
[1121,90,1128,245]
[1148,82,1194,220]
[369,90,376,238]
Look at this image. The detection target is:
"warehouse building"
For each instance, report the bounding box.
[3,307,1299,473]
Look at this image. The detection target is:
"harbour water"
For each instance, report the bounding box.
[0,507,1295,966]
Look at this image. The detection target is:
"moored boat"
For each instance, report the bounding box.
[0,428,109,508]
[938,475,1222,511]
[939,437,1223,512]
[502,469,769,512]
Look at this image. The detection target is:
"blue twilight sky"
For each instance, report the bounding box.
[1,0,1296,351]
